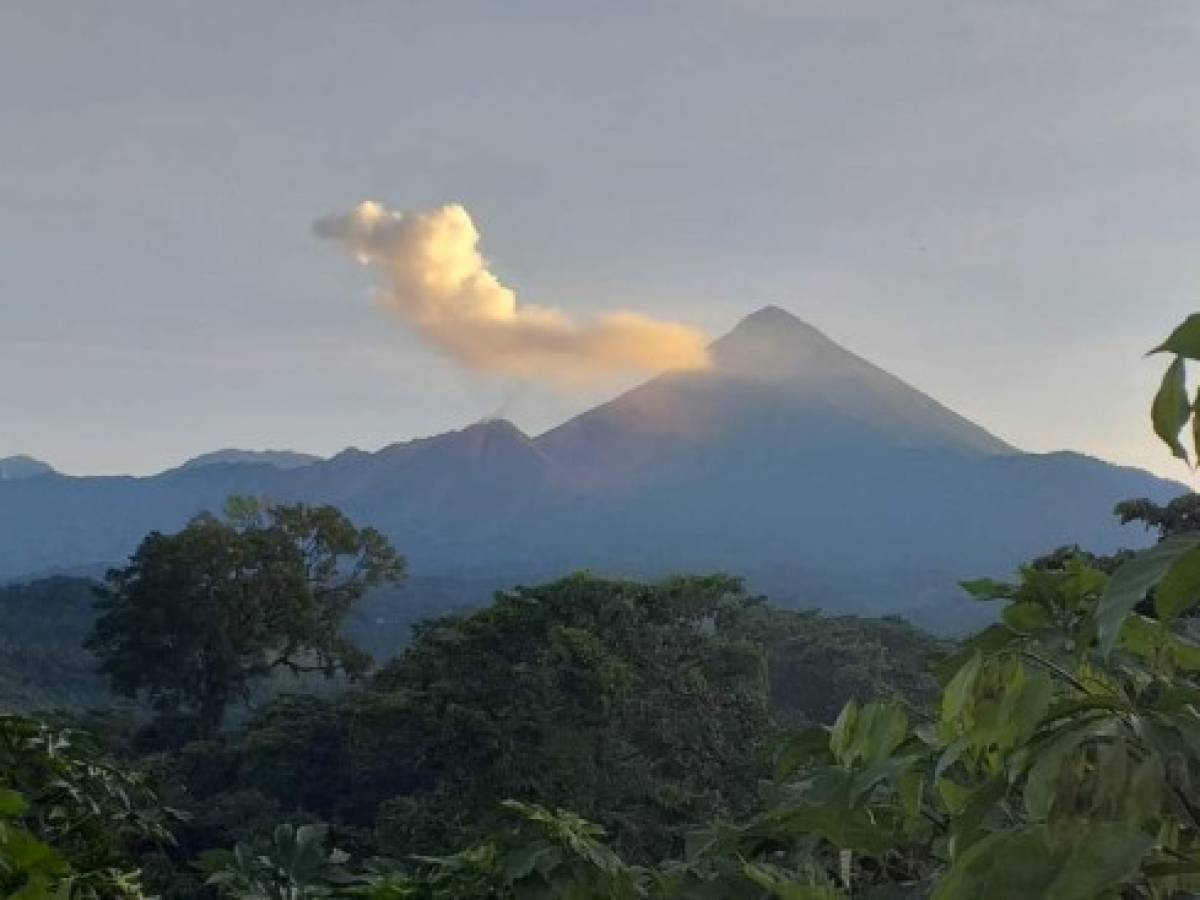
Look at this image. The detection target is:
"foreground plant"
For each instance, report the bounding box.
[0,714,172,899]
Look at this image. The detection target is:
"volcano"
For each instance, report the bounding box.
[0,307,1181,630]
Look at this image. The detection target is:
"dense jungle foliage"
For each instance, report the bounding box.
[0,578,113,711]
[0,526,943,898]
[7,316,1200,898]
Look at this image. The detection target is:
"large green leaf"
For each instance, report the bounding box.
[1096,535,1200,655]
[1193,385,1200,468]
[932,625,1015,686]
[1153,314,1200,359]
[1120,614,1200,674]
[1022,726,1091,821]
[1002,601,1053,631]
[940,654,981,733]
[767,727,835,782]
[1155,544,1200,624]
[736,796,898,856]
[960,578,1016,602]
[0,827,68,877]
[0,788,28,817]
[741,862,841,899]
[944,777,1008,856]
[849,754,923,807]
[931,824,1152,900]
[1151,356,1191,462]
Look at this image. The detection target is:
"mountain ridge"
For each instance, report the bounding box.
[0,455,56,481]
[175,449,322,472]
[0,306,1184,631]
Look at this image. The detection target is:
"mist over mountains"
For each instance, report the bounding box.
[1,307,1180,630]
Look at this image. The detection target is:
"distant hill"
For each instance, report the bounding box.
[0,455,55,480]
[0,307,1184,631]
[174,449,322,472]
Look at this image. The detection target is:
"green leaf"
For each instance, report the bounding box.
[849,754,922,807]
[1096,535,1200,655]
[941,653,981,730]
[503,841,556,881]
[932,824,1152,900]
[1153,314,1200,359]
[946,777,1008,856]
[1193,385,1200,467]
[741,862,841,899]
[1124,755,1165,823]
[1,827,68,876]
[1023,727,1089,821]
[1151,356,1191,461]
[897,770,924,820]
[744,800,898,855]
[829,700,858,765]
[854,702,910,767]
[1121,613,1200,672]
[1155,545,1200,623]
[960,578,1016,601]
[0,788,28,817]
[767,727,834,782]
[935,736,970,781]
[1002,601,1053,631]
[932,625,1016,686]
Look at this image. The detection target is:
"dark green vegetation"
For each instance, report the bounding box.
[171,513,1200,899]
[142,575,940,877]
[13,495,1200,898]
[0,514,944,897]
[0,573,490,713]
[0,713,171,899]
[88,498,403,734]
[0,577,114,711]
[6,314,1200,897]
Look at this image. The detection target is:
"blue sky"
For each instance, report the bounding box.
[3,1,1200,479]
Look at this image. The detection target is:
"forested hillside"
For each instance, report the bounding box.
[0,517,945,897]
[6,497,1200,899]
[0,577,113,710]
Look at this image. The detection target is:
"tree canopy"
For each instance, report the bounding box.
[86,498,404,734]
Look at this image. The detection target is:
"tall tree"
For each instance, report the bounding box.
[1115,493,1200,540]
[87,498,404,734]
[365,573,770,862]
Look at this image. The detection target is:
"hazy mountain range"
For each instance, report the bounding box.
[0,455,56,481]
[1,307,1182,631]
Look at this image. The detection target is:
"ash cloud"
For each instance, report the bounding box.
[314,202,710,382]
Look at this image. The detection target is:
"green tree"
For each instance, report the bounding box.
[167,574,771,868]
[87,498,404,735]
[1116,494,1200,540]
[366,573,769,863]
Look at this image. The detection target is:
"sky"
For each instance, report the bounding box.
[3,0,1200,480]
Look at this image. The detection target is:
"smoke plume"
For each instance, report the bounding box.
[314,202,711,381]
